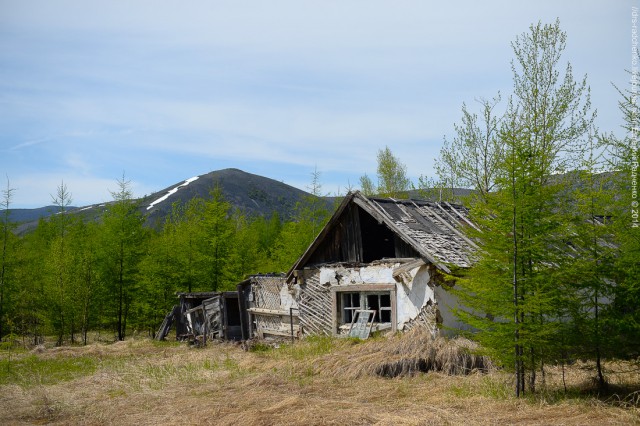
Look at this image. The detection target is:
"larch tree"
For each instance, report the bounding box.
[49,181,74,345]
[14,217,55,344]
[559,132,616,390]
[228,211,261,282]
[137,207,181,335]
[252,212,283,272]
[451,20,595,396]
[273,169,331,271]
[0,178,16,340]
[171,198,210,293]
[203,186,236,291]
[70,220,100,345]
[100,174,146,341]
[603,59,640,360]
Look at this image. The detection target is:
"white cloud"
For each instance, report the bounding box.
[9,136,53,151]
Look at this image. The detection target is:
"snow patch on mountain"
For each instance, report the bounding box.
[147,176,199,210]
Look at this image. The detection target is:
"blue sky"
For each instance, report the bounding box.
[0,1,632,208]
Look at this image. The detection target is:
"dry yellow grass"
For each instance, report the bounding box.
[0,333,639,425]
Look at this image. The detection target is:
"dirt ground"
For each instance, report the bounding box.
[1,337,639,425]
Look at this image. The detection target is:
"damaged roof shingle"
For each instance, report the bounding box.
[368,197,477,269]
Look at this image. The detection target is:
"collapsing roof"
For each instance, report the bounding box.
[288,191,478,278]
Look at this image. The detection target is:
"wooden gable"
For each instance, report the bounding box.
[288,192,478,280]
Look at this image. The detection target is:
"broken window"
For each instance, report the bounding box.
[367,293,392,323]
[341,292,361,323]
[332,284,396,335]
[339,291,392,325]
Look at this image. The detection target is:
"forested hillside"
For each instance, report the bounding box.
[6,168,331,236]
[0,171,335,345]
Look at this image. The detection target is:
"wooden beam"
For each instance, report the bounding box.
[353,196,388,225]
[248,307,296,317]
[330,283,396,293]
[416,202,479,250]
[444,201,482,233]
[261,328,301,337]
[392,258,426,279]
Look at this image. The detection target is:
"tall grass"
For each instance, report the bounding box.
[309,327,493,379]
[0,354,97,387]
[0,337,638,425]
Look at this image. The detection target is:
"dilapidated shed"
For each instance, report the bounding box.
[237,274,300,340]
[156,275,301,343]
[155,291,246,343]
[288,191,478,337]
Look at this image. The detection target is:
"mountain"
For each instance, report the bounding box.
[6,169,327,235]
[3,168,495,236]
[2,206,78,224]
[140,168,318,227]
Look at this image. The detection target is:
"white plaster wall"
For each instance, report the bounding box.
[395,265,434,330]
[319,263,435,330]
[319,267,339,285]
[279,284,298,310]
[319,264,395,286]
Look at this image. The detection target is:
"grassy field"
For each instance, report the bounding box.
[0,331,639,425]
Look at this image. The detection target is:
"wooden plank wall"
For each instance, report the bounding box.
[298,272,333,335]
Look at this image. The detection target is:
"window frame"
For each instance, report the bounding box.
[331,284,397,335]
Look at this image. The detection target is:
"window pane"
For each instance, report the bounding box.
[342,293,360,323]
[380,293,391,308]
[366,294,380,313]
[380,308,391,323]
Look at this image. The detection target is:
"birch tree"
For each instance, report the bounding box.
[358,147,411,198]
[376,146,411,198]
[436,94,503,201]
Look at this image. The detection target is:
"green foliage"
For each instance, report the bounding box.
[0,355,97,387]
[249,212,283,272]
[201,186,235,291]
[377,146,411,197]
[0,178,17,341]
[449,20,598,396]
[370,146,411,198]
[436,93,503,201]
[603,58,640,359]
[416,174,456,203]
[359,174,376,197]
[99,174,148,341]
[271,170,332,270]
[358,146,412,198]
[0,170,317,344]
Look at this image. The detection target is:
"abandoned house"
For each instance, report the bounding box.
[287,191,478,338]
[156,191,478,342]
